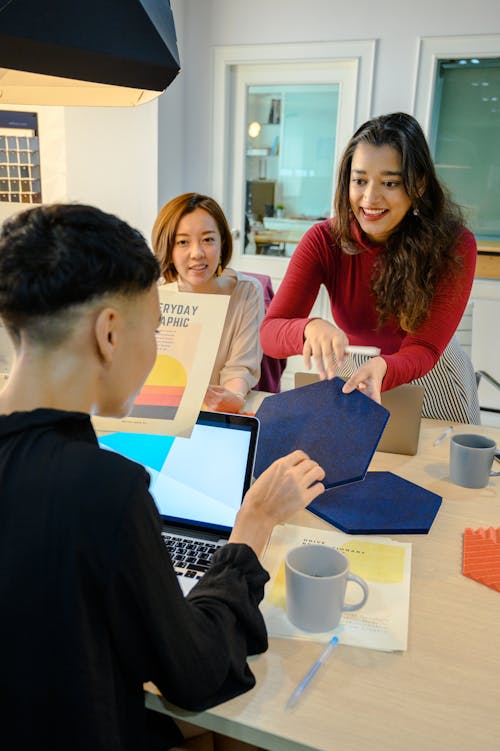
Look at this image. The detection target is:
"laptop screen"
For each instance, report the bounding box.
[98,411,259,536]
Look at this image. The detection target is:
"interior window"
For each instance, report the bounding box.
[244,84,338,256]
[430,57,500,241]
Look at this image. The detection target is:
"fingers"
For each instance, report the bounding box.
[302,339,327,379]
[317,351,333,380]
[275,448,309,466]
[330,333,348,371]
[204,387,226,411]
[342,374,381,403]
[342,375,361,393]
[259,450,325,493]
[272,450,326,490]
[303,341,312,372]
[342,357,386,403]
[274,448,320,471]
[206,385,224,396]
[304,479,326,504]
[343,373,369,393]
[290,452,326,485]
[302,341,336,380]
[238,451,326,544]
[302,320,348,380]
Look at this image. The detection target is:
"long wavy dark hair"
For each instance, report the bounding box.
[334,112,464,332]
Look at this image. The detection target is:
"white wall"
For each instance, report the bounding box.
[64,102,158,240]
[0,105,67,227]
[157,0,500,196]
[0,101,159,242]
[157,0,186,210]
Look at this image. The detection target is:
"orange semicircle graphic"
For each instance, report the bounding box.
[132,355,187,417]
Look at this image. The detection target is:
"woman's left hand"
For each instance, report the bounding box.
[204,385,245,413]
[341,356,387,403]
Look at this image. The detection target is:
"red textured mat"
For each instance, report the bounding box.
[462,527,500,592]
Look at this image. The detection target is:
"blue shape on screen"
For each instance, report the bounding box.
[98,432,175,472]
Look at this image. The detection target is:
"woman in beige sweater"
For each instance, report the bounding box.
[152,193,264,413]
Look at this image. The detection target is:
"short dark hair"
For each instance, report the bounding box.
[151,193,233,282]
[0,203,160,336]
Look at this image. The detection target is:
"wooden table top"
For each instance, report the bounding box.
[146,417,500,751]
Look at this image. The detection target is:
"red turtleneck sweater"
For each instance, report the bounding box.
[260,220,477,390]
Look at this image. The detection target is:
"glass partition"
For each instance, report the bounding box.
[244,84,338,256]
[430,58,500,240]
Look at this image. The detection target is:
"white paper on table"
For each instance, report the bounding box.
[93,288,229,438]
[260,523,412,652]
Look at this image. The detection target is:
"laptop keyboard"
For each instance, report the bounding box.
[162,532,222,581]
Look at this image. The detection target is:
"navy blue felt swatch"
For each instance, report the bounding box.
[308,471,442,534]
[254,377,389,488]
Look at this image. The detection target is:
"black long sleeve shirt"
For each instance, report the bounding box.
[0,409,269,750]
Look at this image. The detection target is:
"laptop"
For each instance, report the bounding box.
[294,373,424,455]
[98,410,260,593]
[377,384,424,455]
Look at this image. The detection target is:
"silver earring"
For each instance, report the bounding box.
[413,207,419,216]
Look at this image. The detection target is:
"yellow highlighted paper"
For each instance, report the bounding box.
[268,561,287,609]
[339,541,404,584]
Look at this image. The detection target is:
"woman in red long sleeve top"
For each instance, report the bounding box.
[261,112,480,423]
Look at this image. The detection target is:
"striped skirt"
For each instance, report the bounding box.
[339,336,481,424]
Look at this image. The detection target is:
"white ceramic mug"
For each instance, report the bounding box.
[285,544,369,632]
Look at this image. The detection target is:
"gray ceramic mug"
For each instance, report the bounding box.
[449,434,500,489]
[285,544,369,632]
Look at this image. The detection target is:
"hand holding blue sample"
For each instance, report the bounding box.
[254,377,389,489]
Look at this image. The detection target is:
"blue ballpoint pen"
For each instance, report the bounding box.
[285,636,340,710]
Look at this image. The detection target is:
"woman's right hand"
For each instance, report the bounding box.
[204,385,245,413]
[229,450,325,557]
[342,356,387,403]
[303,318,349,379]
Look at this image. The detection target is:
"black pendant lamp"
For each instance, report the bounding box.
[0,0,180,106]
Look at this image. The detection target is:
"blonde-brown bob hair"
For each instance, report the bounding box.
[151,193,233,282]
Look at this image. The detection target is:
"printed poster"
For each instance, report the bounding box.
[93,288,229,438]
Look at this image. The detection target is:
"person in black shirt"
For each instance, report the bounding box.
[0,204,325,751]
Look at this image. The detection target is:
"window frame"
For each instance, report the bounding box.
[212,40,376,212]
[414,34,500,135]
[414,34,500,246]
